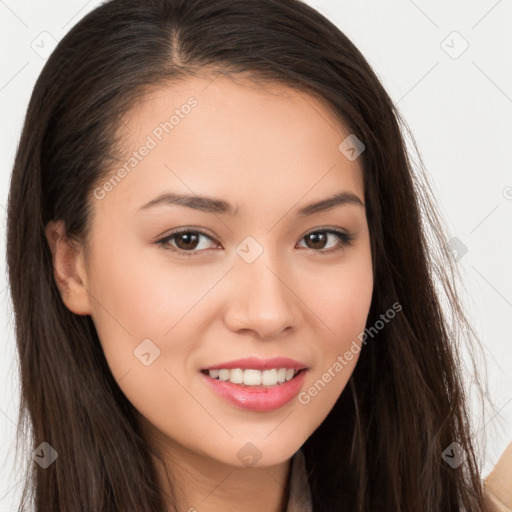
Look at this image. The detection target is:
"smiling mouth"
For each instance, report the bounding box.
[200,368,305,388]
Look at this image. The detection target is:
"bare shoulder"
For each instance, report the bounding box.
[484,441,512,512]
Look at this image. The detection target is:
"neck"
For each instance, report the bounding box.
[146,433,293,512]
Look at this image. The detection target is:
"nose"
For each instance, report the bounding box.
[223,254,301,340]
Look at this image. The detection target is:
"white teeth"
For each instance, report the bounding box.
[230,368,244,384]
[261,369,277,386]
[218,369,230,381]
[244,369,261,386]
[285,368,295,381]
[207,368,300,386]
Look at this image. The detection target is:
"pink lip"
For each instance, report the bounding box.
[200,369,308,412]
[201,356,307,371]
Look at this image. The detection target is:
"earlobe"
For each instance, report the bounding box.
[44,220,92,316]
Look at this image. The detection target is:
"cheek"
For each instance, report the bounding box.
[85,240,176,378]
[299,255,372,413]
[306,253,373,344]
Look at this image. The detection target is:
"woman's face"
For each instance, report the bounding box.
[54,74,373,469]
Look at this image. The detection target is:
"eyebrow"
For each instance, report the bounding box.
[138,190,364,216]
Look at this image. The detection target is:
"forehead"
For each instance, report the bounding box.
[94,74,365,219]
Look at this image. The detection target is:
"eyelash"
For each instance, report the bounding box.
[155,227,355,257]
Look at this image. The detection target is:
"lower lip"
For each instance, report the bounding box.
[200,370,307,412]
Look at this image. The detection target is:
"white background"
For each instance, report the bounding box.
[1,1,511,510]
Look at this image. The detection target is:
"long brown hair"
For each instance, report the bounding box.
[6,0,495,510]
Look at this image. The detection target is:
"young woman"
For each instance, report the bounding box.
[6,0,502,510]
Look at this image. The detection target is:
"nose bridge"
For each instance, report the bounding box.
[226,243,300,337]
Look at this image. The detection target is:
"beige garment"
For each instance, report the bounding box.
[286,440,512,512]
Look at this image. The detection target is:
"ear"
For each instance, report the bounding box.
[45,219,92,316]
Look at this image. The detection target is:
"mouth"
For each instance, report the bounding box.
[199,366,308,412]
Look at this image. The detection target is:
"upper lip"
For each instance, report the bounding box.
[201,356,308,371]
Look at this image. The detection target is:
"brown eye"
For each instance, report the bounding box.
[298,229,354,254]
[157,229,218,254]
